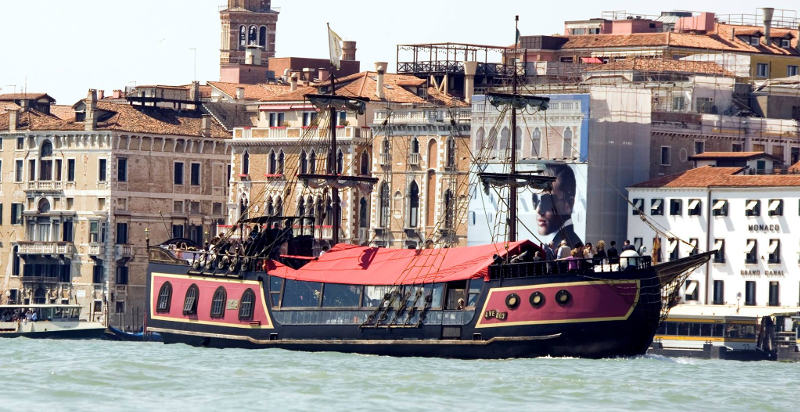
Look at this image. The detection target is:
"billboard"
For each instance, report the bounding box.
[468,161,588,248]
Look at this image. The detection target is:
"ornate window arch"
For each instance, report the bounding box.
[183,284,199,315]
[407,181,419,228]
[239,288,256,320]
[210,286,227,318]
[379,182,390,228]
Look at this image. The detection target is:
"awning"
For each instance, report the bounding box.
[690,239,698,248]
[688,199,700,210]
[768,200,781,212]
[633,199,643,209]
[713,239,724,250]
[668,239,678,253]
[651,199,662,211]
[712,200,726,210]
[581,57,603,64]
[745,200,758,211]
[769,240,780,254]
[685,281,697,295]
[266,240,539,285]
[745,239,756,253]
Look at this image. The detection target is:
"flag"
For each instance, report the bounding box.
[328,23,343,70]
[515,28,520,46]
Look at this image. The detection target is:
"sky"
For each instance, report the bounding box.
[1,0,798,103]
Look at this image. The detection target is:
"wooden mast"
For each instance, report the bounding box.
[328,74,340,245]
[509,15,519,242]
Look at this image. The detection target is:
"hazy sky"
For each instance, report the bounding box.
[1,0,797,103]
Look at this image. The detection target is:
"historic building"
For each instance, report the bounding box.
[219,0,280,84]
[0,88,230,330]
[627,152,800,314]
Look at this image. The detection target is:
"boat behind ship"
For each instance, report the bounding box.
[145,220,711,359]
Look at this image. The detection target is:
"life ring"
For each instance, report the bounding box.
[555,289,571,305]
[505,293,520,309]
[529,291,545,308]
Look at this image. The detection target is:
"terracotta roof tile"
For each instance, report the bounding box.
[208,81,291,101]
[0,101,21,113]
[49,104,75,120]
[687,151,780,161]
[0,93,55,102]
[586,57,733,76]
[632,165,800,188]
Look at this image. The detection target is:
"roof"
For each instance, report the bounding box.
[267,241,535,285]
[687,151,779,161]
[631,165,800,188]
[0,101,21,113]
[207,81,290,101]
[562,23,800,56]
[49,104,75,120]
[585,57,733,76]
[0,93,55,102]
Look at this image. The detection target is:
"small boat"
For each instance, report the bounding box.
[0,304,105,339]
[104,325,163,342]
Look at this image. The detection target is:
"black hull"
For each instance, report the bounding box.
[0,327,106,340]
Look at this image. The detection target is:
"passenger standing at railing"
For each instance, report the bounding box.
[595,240,607,264]
[567,249,581,271]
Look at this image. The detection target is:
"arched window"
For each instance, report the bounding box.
[248,25,257,45]
[444,189,454,229]
[531,128,541,157]
[408,181,419,228]
[382,138,390,154]
[427,139,438,169]
[275,196,283,217]
[12,245,20,276]
[210,286,227,318]
[258,26,267,48]
[309,150,316,174]
[38,198,50,214]
[239,288,256,320]
[297,197,305,216]
[324,196,332,225]
[475,127,485,151]
[268,150,276,174]
[499,127,510,156]
[446,137,456,168]
[299,150,307,174]
[411,138,420,154]
[156,282,172,313]
[563,127,573,158]
[39,140,53,181]
[34,287,46,304]
[239,26,247,49]
[515,126,522,157]
[315,196,324,226]
[183,284,199,315]
[278,150,285,174]
[266,197,274,216]
[360,151,370,175]
[379,182,390,228]
[337,149,344,174]
[359,197,368,228]
[305,195,314,217]
[242,151,250,175]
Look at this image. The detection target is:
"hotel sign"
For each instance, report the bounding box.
[747,224,780,232]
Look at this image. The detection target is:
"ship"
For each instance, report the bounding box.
[143,19,712,358]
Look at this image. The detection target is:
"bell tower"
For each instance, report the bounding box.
[220,0,278,67]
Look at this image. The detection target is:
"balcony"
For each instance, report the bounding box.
[115,244,134,261]
[87,243,104,257]
[408,153,420,166]
[16,241,76,258]
[25,180,63,193]
[234,126,371,142]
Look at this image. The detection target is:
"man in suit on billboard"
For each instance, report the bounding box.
[533,164,582,248]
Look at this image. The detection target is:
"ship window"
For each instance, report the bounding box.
[210,287,227,318]
[156,282,172,313]
[322,283,362,307]
[281,279,322,307]
[362,286,393,307]
[183,284,199,315]
[239,288,256,320]
[467,279,482,307]
[650,199,663,215]
[445,280,467,310]
[269,276,283,307]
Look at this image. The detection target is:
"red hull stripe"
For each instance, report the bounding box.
[150,272,274,329]
[475,280,640,328]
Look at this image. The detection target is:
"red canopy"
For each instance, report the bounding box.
[267,241,536,285]
[581,57,603,64]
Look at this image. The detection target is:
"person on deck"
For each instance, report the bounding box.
[622,240,636,252]
[607,241,620,264]
[556,240,571,259]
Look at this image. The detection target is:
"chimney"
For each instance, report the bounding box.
[763,7,774,46]
[318,68,330,82]
[463,61,478,104]
[245,44,262,65]
[85,89,97,131]
[235,87,245,100]
[342,41,357,61]
[201,114,211,137]
[374,62,387,100]
[97,90,105,100]
[302,68,313,85]
[8,109,18,132]
[113,89,123,99]
[290,72,298,91]
[189,81,200,101]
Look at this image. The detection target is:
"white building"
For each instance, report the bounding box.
[627,152,800,315]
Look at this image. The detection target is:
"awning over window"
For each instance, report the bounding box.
[745,239,756,253]
[712,200,727,210]
[668,239,678,253]
[685,281,697,295]
[768,200,781,212]
[690,239,698,248]
[745,200,758,211]
[651,199,662,211]
[633,199,643,208]
[769,240,780,254]
[713,239,724,249]
[688,199,700,210]
[581,57,603,64]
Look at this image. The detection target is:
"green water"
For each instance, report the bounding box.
[0,339,796,411]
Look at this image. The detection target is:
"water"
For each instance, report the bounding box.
[0,339,796,411]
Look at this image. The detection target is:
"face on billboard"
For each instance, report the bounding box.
[528,164,582,248]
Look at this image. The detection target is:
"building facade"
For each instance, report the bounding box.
[0,89,230,330]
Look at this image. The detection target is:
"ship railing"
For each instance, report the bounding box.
[488,256,652,280]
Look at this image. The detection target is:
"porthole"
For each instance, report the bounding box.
[505,293,520,309]
[529,291,545,308]
[556,289,571,305]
